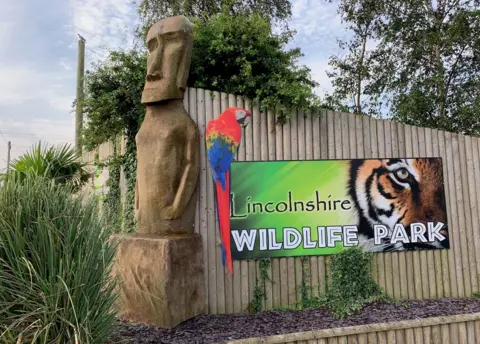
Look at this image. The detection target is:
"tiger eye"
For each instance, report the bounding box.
[396,168,410,180]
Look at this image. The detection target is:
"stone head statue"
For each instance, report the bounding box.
[141,15,194,104]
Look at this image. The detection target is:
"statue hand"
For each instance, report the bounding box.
[161,205,177,220]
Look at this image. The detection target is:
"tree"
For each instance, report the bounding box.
[4,141,90,192]
[189,12,322,121]
[325,0,386,116]
[327,0,480,135]
[82,12,322,148]
[135,0,292,38]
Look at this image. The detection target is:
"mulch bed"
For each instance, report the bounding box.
[111,298,480,344]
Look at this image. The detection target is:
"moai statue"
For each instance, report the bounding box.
[113,16,204,329]
[135,15,200,235]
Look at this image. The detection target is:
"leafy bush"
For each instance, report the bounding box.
[0,175,118,343]
[326,247,388,318]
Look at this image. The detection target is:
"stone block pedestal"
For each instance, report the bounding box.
[111,233,205,328]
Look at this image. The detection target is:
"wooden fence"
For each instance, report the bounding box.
[82,87,480,315]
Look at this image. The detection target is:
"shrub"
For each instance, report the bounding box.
[4,141,91,192]
[0,175,118,343]
[326,247,388,318]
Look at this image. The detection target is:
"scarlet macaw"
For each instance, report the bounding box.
[206,107,251,274]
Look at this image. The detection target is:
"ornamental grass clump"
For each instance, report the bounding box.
[0,175,118,343]
[326,247,389,318]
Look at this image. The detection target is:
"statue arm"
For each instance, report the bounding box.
[169,127,200,218]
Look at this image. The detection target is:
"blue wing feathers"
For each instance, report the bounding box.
[207,135,236,190]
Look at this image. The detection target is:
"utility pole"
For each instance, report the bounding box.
[75,34,86,156]
[6,141,11,173]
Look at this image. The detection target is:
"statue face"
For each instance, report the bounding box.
[141,16,193,104]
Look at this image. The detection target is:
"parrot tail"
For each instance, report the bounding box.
[215,170,233,275]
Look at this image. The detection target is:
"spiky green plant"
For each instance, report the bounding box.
[4,141,91,192]
[0,175,118,343]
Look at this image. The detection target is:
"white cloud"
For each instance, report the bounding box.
[68,0,139,56]
[0,67,74,113]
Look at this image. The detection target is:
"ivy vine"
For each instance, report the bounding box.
[249,258,271,313]
[122,138,137,232]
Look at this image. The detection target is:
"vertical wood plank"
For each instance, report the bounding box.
[472,138,480,292]
[440,131,457,298]
[366,117,378,283]
[410,126,424,300]
[191,88,209,311]
[462,135,478,295]
[456,134,473,297]
[390,121,402,300]
[428,128,444,299]
[447,132,465,297]
[375,119,386,292]
[221,93,235,313]
[395,330,404,344]
[383,120,394,298]
[243,97,258,312]
[273,109,283,309]
[441,323,450,344]
[435,129,450,298]
[431,325,441,344]
[319,111,329,294]
[281,113,291,307]
[308,113,319,297]
[211,92,226,313]
[260,106,273,311]
[422,127,437,300]
[403,125,416,299]
[203,89,217,314]
[386,330,396,344]
[467,321,476,344]
[289,109,299,306]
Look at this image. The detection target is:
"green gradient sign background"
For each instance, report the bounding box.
[230,160,358,259]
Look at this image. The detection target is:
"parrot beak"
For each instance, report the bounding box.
[241,111,251,127]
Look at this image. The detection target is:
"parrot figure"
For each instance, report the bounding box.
[206,107,251,275]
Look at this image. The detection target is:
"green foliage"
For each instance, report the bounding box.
[122,140,137,232]
[4,141,90,192]
[82,13,323,152]
[135,0,292,39]
[327,0,480,134]
[249,258,271,313]
[326,247,388,318]
[190,11,323,122]
[0,175,118,343]
[295,256,327,310]
[82,50,146,151]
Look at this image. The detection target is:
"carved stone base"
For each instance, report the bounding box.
[111,233,205,328]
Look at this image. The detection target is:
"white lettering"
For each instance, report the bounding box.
[391,224,410,244]
[428,222,446,242]
[374,225,388,245]
[343,226,359,247]
[232,230,256,252]
[327,226,343,247]
[303,227,316,248]
[259,229,268,250]
[284,228,302,249]
[268,228,283,250]
[410,223,427,243]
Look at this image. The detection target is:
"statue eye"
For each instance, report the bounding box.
[395,168,410,181]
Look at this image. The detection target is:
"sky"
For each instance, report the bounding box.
[0,0,351,171]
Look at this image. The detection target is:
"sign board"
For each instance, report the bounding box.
[229,158,449,260]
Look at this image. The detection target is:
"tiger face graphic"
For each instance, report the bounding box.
[348,158,449,252]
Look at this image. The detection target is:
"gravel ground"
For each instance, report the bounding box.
[111,298,480,344]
